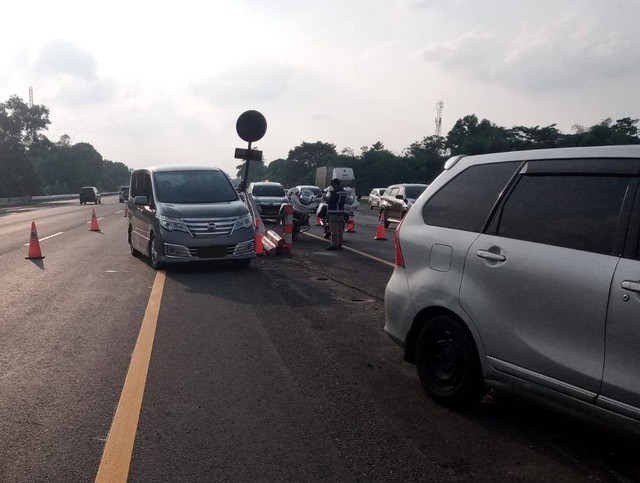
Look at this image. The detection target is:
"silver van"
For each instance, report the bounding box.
[385,145,640,430]
[127,166,255,269]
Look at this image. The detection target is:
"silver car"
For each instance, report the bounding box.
[368,188,386,209]
[385,145,640,430]
[127,166,255,269]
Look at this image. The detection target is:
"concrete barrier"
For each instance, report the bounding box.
[0,192,118,207]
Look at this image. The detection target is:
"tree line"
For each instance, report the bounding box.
[0,95,130,198]
[3,92,638,199]
[238,115,640,195]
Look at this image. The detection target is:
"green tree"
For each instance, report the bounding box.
[446,115,513,155]
[0,95,50,196]
[287,141,337,169]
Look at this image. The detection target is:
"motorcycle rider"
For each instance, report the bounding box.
[324,178,347,250]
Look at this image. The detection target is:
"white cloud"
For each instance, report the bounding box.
[32,39,97,79]
[191,62,294,107]
[423,14,640,91]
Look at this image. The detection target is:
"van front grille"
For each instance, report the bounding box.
[183,216,237,237]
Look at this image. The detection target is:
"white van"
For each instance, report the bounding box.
[127,166,255,269]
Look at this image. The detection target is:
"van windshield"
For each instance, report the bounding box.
[153,170,238,204]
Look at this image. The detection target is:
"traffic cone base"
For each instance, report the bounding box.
[374,213,387,240]
[90,208,101,231]
[345,214,356,233]
[25,221,45,259]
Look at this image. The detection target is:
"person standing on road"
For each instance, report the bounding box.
[325,178,347,250]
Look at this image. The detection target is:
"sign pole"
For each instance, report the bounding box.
[241,141,252,192]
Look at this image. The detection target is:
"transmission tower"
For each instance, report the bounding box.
[435,100,444,137]
[29,86,34,107]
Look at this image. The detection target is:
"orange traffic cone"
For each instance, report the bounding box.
[344,213,356,233]
[90,208,101,231]
[255,215,265,255]
[374,212,387,240]
[25,221,45,259]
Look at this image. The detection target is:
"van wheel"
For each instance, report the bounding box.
[149,235,163,270]
[415,316,485,406]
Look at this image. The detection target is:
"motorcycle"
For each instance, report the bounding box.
[316,187,359,239]
[278,187,323,240]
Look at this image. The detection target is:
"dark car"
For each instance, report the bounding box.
[379,183,428,227]
[119,185,130,203]
[80,186,101,205]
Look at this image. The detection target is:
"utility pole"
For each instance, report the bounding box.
[29,86,34,107]
[435,100,444,137]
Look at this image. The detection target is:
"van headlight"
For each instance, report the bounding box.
[159,215,189,233]
[234,213,254,230]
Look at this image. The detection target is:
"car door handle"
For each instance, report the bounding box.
[476,250,506,262]
[621,281,640,293]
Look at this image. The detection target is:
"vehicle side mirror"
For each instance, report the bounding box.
[134,195,148,205]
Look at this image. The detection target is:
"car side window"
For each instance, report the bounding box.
[422,161,520,232]
[496,174,631,255]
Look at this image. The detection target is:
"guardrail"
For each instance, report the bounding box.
[0,192,118,207]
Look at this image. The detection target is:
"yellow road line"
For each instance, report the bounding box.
[302,232,396,268]
[95,270,166,483]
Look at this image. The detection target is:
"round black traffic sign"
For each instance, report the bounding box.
[236,110,267,143]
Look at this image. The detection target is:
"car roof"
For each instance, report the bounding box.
[446,145,640,171]
[252,181,283,185]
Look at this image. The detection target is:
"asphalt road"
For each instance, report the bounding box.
[0,199,638,482]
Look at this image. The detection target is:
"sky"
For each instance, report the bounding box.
[1,0,639,177]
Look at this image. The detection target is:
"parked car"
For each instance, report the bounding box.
[368,188,386,209]
[79,186,101,205]
[119,185,130,203]
[127,166,255,269]
[248,181,288,220]
[385,145,640,431]
[379,183,428,227]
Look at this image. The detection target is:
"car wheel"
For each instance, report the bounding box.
[233,258,251,268]
[415,315,485,407]
[149,234,163,270]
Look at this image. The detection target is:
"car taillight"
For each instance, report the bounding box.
[394,217,405,268]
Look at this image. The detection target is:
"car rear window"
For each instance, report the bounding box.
[81,188,93,194]
[423,162,521,232]
[405,185,427,199]
[253,185,285,196]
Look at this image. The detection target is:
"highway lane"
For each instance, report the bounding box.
[0,201,638,481]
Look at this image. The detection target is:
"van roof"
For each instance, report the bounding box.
[138,165,224,173]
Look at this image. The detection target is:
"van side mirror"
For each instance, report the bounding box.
[134,195,148,205]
